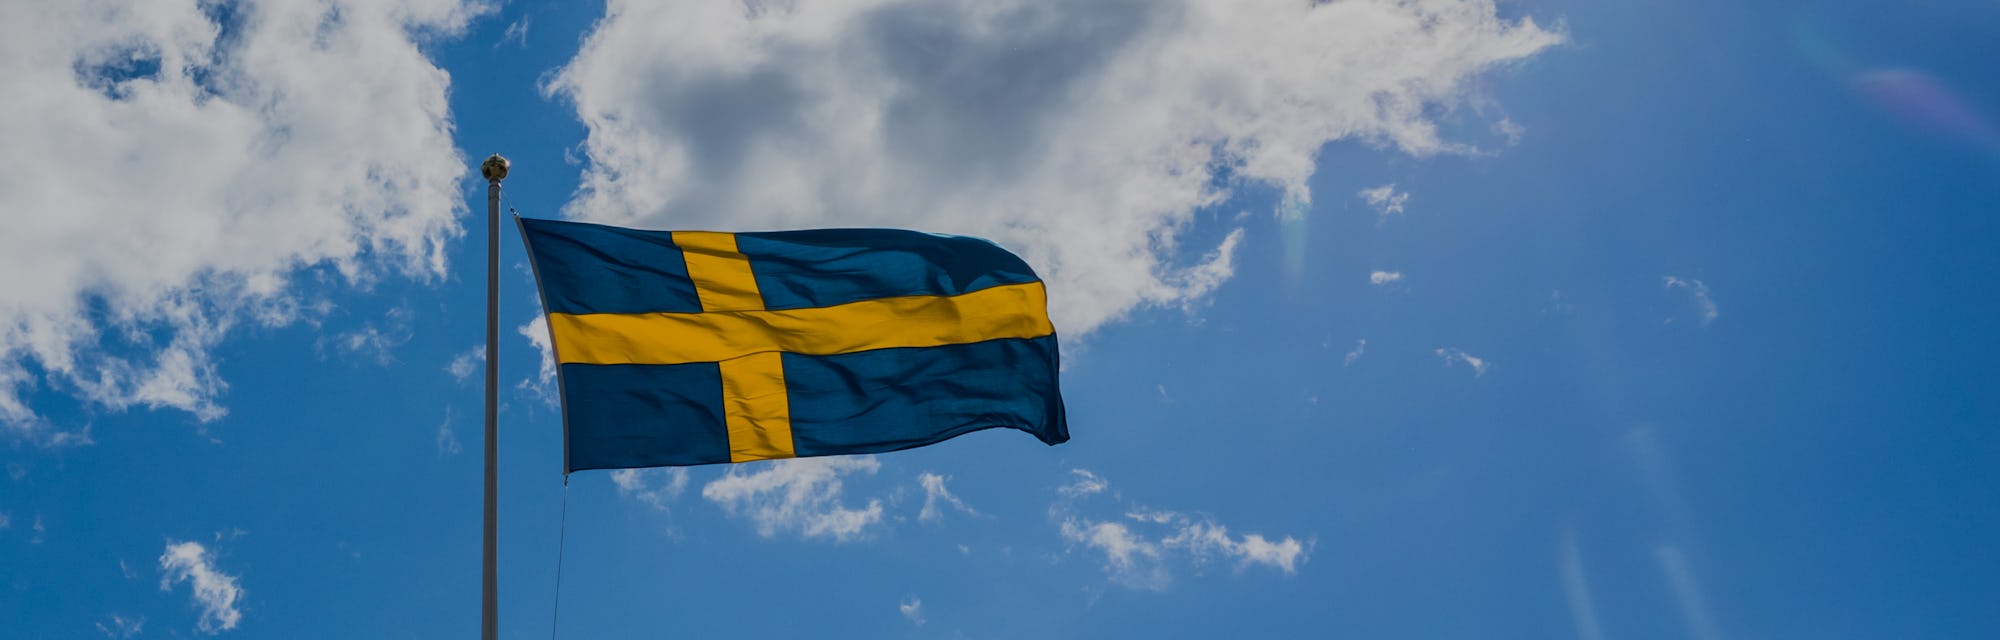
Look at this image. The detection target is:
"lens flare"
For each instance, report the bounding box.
[1851,68,2000,151]
[1279,190,1311,285]
[1793,19,2000,154]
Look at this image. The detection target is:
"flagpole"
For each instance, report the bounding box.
[480,154,509,640]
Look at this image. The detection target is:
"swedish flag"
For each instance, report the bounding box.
[517,218,1069,472]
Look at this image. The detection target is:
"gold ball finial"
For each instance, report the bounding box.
[480,154,510,182]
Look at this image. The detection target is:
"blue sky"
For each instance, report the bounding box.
[4,0,1998,638]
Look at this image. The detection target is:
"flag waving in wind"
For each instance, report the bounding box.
[518,218,1069,472]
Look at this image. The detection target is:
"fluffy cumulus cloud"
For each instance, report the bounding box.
[517,316,557,404]
[158,540,244,634]
[548,0,1561,336]
[1053,468,1310,590]
[0,0,481,440]
[701,456,886,542]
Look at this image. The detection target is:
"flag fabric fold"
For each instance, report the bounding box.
[517,218,1068,472]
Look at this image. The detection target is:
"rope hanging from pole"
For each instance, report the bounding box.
[549,475,570,640]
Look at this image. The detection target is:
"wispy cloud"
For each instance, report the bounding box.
[548,1,1560,336]
[1558,527,1606,640]
[1357,184,1410,224]
[701,456,885,542]
[435,407,461,457]
[1053,469,1310,590]
[612,467,690,513]
[1369,271,1404,286]
[1546,289,1576,315]
[1147,508,1309,573]
[95,614,144,639]
[497,17,530,48]
[1435,347,1491,377]
[1657,545,1724,640]
[918,472,981,523]
[899,596,925,626]
[445,345,484,384]
[1344,339,1367,366]
[1060,518,1170,590]
[1058,469,1110,499]
[1662,276,1719,326]
[159,540,245,634]
[322,306,413,365]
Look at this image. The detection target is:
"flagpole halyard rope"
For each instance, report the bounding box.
[550,474,570,640]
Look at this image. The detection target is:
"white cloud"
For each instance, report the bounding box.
[1231,532,1310,573]
[1662,276,1719,326]
[1435,347,1491,377]
[1061,518,1169,590]
[1343,339,1366,366]
[1493,118,1527,145]
[498,17,529,48]
[322,306,414,365]
[1546,289,1575,315]
[435,406,461,457]
[917,472,980,522]
[1369,270,1404,285]
[898,595,925,626]
[159,540,244,634]
[445,344,485,384]
[0,0,481,439]
[1053,469,1310,590]
[1358,184,1411,224]
[96,614,145,639]
[701,456,885,542]
[1656,545,1723,640]
[1058,468,1109,499]
[0,512,9,529]
[517,316,556,405]
[548,0,1560,337]
[611,467,690,512]
[1558,528,1606,640]
[1154,516,1308,574]
[1168,229,1248,316]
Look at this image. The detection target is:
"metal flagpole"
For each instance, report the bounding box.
[480,154,509,640]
